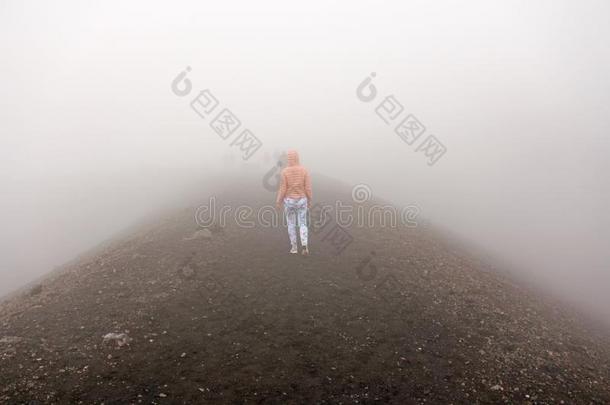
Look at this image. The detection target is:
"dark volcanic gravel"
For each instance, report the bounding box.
[1,179,609,404]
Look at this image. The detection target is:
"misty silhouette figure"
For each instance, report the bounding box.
[275,150,312,255]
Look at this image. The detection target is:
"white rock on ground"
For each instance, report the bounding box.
[102,333,132,347]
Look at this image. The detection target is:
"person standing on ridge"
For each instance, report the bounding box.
[276,150,312,255]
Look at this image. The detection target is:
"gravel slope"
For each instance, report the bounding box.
[1,178,609,404]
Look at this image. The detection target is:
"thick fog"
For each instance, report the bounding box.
[1,1,609,320]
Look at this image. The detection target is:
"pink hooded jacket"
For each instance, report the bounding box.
[276,150,312,205]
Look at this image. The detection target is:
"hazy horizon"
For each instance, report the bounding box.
[2,0,609,322]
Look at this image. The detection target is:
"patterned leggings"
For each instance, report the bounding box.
[284,197,308,247]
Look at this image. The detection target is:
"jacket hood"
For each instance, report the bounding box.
[286,150,300,166]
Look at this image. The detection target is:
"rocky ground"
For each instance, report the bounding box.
[1,178,609,404]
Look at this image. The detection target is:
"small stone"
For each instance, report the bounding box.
[0,336,23,345]
[183,229,212,241]
[181,267,195,279]
[102,333,132,347]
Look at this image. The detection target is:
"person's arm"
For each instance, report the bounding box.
[276,171,287,208]
[304,170,312,206]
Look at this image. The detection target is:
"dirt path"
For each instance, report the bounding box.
[1,180,609,404]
